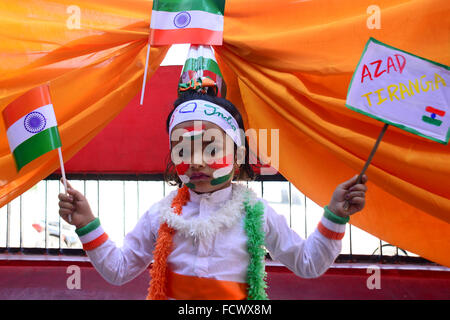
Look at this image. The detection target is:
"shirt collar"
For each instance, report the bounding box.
[188,184,233,204]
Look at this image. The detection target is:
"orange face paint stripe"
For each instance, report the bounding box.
[317,221,345,240]
[208,154,234,169]
[2,85,52,129]
[166,269,248,300]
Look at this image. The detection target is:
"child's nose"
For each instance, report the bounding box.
[190,146,206,167]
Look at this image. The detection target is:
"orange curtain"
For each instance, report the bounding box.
[0,0,449,266]
[0,1,169,209]
[216,0,450,267]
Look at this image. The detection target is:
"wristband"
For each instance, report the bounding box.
[324,206,349,224]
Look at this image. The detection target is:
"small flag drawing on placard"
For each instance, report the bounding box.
[422,106,445,126]
[150,0,225,45]
[2,85,61,171]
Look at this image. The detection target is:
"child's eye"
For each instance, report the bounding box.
[179,149,184,157]
[210,148,216,156]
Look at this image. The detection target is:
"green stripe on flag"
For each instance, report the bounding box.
[183,57,223,77]
[13,126,61,171]
[153,0,225,15]
[422,116,442,126]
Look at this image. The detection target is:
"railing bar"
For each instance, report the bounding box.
[6,203,10,248]
[97,180,100,220]
[123,181,126,238]
[288,182,292,228]
[19,195,23,249]
[59,180,62,250]
[137,180,140,220]
[349,224,353,258]
[304,195,307,238]
[45,180,48,249]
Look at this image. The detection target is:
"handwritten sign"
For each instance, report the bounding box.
[346,38,450,144]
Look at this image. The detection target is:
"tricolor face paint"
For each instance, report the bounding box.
[170,119,238,193]
[207,154,235,186]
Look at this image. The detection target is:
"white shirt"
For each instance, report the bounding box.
[85,184,343,286]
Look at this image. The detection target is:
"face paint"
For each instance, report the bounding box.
[208,154,234,185]
[175,162,192,187]
[181,125,205,140]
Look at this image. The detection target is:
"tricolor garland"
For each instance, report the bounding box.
[147,184,268,300]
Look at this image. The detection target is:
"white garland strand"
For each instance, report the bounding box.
[159,183,257,240]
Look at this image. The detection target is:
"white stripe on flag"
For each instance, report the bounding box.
[79,225,105,244]
[151,10,223,31]
[6,104,58,152]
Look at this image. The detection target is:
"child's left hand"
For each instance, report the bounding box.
[327,174,368,218]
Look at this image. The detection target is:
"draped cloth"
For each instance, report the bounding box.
[0,0,449,266]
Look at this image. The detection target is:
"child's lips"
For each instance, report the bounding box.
[189,172,211,181]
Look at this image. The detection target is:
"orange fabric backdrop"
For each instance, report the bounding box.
[0,0,449,266]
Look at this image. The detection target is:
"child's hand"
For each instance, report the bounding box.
[327,174,368,218]
[58,178,96,229]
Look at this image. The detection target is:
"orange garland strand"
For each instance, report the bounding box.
[147,186,190,300]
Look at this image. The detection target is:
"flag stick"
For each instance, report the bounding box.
[140,43,151,106]
[344,123,389,211]
[58,147,71,223]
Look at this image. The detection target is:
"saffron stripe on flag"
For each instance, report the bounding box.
[150,10,224,31]
[2,87,52,129]
[150,28,223,45]
[153,0,225,15]
[425,106,446,117]
[12,126,61,170]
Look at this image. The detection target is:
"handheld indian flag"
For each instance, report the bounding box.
[2,85,71,220]
[140,0,226,105]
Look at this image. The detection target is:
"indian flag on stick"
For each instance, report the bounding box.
[2,85,62,171]
[180,45,227,97]
[150,0,225,45]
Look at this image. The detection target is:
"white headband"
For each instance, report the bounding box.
[168,99,243,147]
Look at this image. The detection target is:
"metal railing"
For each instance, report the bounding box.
[0,173,431,265]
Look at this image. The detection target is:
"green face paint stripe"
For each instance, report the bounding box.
[210,173,232,186]
[185,183,196,189]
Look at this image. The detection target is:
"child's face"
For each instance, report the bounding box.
[170,120,238,193]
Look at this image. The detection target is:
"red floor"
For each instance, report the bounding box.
[0,259,449,300]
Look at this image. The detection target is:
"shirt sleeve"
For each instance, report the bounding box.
[75,203,160,286]
[263,200,345,279]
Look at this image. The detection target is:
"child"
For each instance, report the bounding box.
[58,91,368,300]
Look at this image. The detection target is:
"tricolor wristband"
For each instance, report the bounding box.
[317,206,348,241]
[324,206,350,224]
[75,218,109,251]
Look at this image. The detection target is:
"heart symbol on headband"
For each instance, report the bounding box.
[179,102,197,113]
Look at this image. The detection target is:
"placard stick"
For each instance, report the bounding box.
[58,147,71,223]
[140,43,151,106]
[344,123,389,211]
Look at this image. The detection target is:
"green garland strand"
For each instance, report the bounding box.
[243,195,268,300]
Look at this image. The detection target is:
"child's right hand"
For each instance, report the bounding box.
[58,178,96,229]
